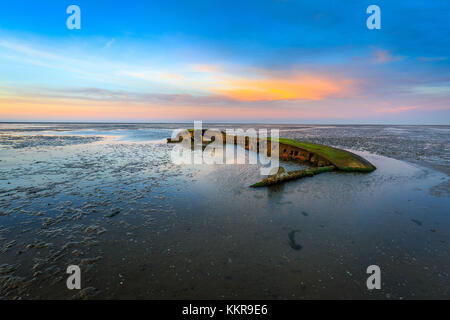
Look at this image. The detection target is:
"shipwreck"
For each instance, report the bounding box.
[168,129,376,187]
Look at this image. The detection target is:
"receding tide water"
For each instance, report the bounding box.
[0,123,449,299]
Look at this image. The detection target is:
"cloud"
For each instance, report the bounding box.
[123,70,185,82]
[411,85,450,95]
[191,64,222,73]
[0,85,239,106]
[417,56,447,62]
[211,74,355,101]
[372,49,403,64]
[376,105,418,113]
[105,38,115,48]
[0,38,124,84]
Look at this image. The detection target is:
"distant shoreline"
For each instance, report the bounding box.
[0,122,449,126]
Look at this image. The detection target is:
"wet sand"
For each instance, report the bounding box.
[0,124,449,299]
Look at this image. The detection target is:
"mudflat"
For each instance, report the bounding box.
[0,123,448,299]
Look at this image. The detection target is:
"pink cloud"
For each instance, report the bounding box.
[372,49,403,63]
[376,105,419,113]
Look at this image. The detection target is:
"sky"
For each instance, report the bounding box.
[0,0,449,124]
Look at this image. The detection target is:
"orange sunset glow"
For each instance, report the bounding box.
[212,75,354,101]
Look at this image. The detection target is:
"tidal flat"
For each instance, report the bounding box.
[0,123,449,299]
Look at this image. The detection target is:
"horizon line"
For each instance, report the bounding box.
[0,121,448,126]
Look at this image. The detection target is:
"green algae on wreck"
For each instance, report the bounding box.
[272,137,376,172]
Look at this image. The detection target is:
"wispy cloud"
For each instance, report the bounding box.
[417,56,447,62]
[191,64,222,73]
[412,85,450,95]
[372,49,403,64]
[105,38,115,48]
[0,38,124,84]
[377,105,419,113]
[211,74,355,101]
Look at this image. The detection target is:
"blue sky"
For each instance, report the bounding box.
[0,0,449,123]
